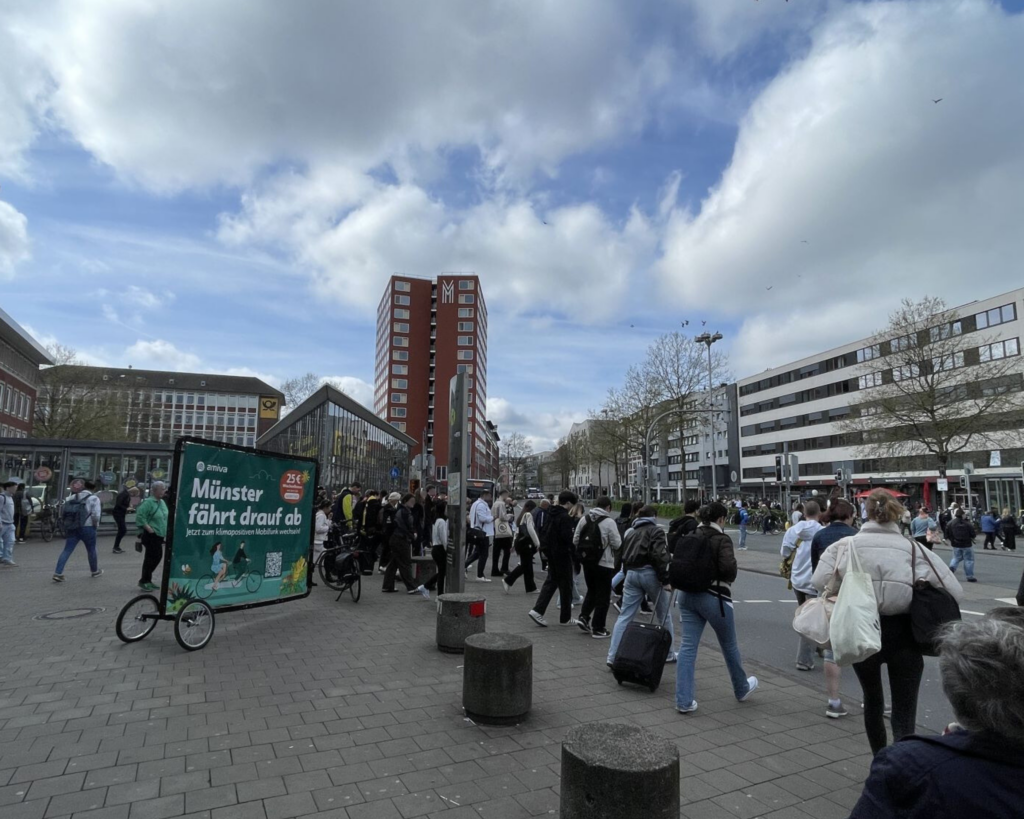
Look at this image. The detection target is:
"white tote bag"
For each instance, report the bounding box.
[829,540,882,666]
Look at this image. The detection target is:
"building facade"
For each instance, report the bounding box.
[0,306,55,438]
[37,367,284,446]
[374,274,494,481]
[737,288,1024,512]
[259,384,415,492]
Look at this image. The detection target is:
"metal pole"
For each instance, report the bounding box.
[706,344,717,501]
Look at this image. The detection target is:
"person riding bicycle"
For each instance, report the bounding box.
[232,541,250,582]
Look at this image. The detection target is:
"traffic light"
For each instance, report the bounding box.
[959,475,968,489]
[835,469,844,483]
[775,455,784,482]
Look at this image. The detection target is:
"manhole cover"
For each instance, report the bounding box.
[33,608,107,621]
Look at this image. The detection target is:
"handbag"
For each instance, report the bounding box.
[792,559,839,647]
[495,519,512,539]
[925,526,942,545]
[908,539,961,656]
[829,540,882,666]
[779,539,801,590]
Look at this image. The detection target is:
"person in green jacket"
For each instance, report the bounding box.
[136,482,169,591]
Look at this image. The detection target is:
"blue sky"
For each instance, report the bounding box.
[2,0,1024,449]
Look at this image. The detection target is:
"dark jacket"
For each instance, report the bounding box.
[849,731,1024,819]
[668,515,698,541]
[622,519,671,578]
[541,505,575,556]
[810,521,858,572]
[363,498,382,537]
[1000,515,1020,549]
[394,505,416,541]
[946,517,976,549]
[113,488,132,516]
[380,503,398,542]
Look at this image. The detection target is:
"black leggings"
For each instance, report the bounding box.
[491,537,512,576]
[852,614,924,755]
[504,543,537,592]
[425,544,446,593]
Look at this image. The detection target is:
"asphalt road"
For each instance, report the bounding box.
[713,529,1023,735]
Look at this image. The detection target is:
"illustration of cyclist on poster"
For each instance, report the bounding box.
[164,440,315,612]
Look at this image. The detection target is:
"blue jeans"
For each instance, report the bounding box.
[56,527,98,575]
[0,523,14,562]
[676,592,751,707]
[738,525,747,549]
[949,547,975,579]
[606,566,674,664]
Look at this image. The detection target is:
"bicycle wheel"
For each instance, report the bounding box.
[116,594,159,643]
[195,574,216,600]
[41,519,53,542]
[174,600,215,651]
[318,553,346,591]
[245,571,262,593]
[349,572,361,602]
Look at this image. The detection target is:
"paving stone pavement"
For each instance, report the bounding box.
[0,535,874,818]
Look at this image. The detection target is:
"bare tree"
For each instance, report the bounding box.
[841,296,1024,506]
[34,345,128,440]
[281,372,323,409]
[499,431,533,494]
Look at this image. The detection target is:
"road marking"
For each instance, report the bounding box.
[996,597,1017,605]
[779,599,796,603]
[962,610,985,616]
[743,600,773,603]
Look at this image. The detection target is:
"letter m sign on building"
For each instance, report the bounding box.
[441,281,455,304]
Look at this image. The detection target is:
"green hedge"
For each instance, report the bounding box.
[610,499,684,519]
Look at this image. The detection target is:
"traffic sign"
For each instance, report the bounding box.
[937,478,948,492]
[390,466,400,480]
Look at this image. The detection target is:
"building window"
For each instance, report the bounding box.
[932,352,965,372]
[859,372,883,389]
[457,336,473,345]
[976,303,1016,329]
[394,336,409,347]
[395,280,411,292]
[930,321,963,342]
[436,465,448,480]
[393,351,409,361]
[456,364,474,374]
[393,421,407,432]
[394,308,410,319]
[980,338,1020,361]
[891,334,917,353]
[391,393,407,403]
[391,407,407,418]
[458,294,475,304]
[458,281,474,291]
[393,322,409,333]
[394,295,410,306]
[857,344,880,363]
[392,379,408,389]
[457,350,474,360]
[892,363,920,382]
[457,322,473,332]
[458,308,474,318]
[392,364,408,375]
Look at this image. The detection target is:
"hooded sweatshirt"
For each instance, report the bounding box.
[781,518,823,594]
[572,507,622,569]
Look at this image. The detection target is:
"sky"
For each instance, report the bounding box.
[3,0,1024,451]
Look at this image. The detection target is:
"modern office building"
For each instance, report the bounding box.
[37,366,284,446]
[374,274,494,481]
[0,305,55,438]
[736,288,1024,511]
[258,383,415,492]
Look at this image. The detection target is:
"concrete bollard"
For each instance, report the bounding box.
[560,722,679,819]
[462,633,532,725]
[436,593,486,654]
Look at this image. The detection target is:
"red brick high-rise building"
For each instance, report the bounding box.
[374,274,493,482]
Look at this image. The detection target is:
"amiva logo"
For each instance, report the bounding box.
[196,461,228,474]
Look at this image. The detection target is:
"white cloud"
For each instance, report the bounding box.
[125,339,202,372]
[124,285,173,310]
[222,367,281,389]
[488,396,587,452]
[658,0,1024,365]
[322,376,374,410]
[0,201,30,276]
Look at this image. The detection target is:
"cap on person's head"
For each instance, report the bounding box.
[388,492,401,502]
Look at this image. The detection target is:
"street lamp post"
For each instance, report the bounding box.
[695,332,723,501]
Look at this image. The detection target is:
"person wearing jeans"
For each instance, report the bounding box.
[465,492,494,581]
[737,502,749,550]
[781,501,823,670]
[945,509,978,583]
[0,481,17,566]
[135,481,169,590]
[673,502,757,713]
[53,479,104,581]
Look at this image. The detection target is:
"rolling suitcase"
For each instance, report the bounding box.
[611,590,675,692]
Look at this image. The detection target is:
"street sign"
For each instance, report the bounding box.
[789,455,800,483]
[937,478,949,492]
[963,461,974,475]
[446,373,470,594]
[990,451,1001,468]
[390,466,400,480]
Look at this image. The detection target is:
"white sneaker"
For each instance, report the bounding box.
[677,701,698,714]
[91,569,103,578]
[559,619,580,627]
[478,577,492,583]
[502,579,511,594]
[528,610,548,627]
[417,585,430,600]
[739,676,759,702]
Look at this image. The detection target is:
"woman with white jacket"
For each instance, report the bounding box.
[813,489,963,755]
[313,500,331,564]
[503,501,541,594]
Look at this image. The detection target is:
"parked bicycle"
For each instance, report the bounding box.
[313,531,362,602]
[38,503,64,542]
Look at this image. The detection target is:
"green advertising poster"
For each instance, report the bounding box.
[164,441,315,613]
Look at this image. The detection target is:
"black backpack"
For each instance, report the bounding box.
[576,514,605,564]
[669,526,718,593]
[61,493,93,533]
[667,516,697,558]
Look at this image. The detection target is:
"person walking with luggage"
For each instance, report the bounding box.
[606,504,675,664]
[490,490,515,577]
[382,493,420,594]
[416,499,449,599]
[574,496,621,638]
[504,500,540,594]
[672,501,758,713]
[528,490,579,627]
[813,489,963,755]
[0,480,17,567]
[945,509,978,583]
[53,479,104,582]
[781,500,824,671]
[135,481,169,590]
[111,485,139,554]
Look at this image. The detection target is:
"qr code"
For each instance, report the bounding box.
[265,552,283,578]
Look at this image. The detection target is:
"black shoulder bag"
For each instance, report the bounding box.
[908,538,961,656]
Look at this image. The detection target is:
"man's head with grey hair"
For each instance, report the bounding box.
[150,481,167,499]
[939,617,1024,743]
